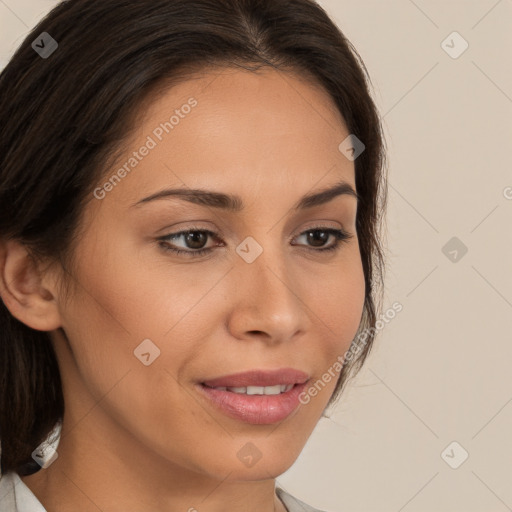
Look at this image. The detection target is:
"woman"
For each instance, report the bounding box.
[0,0,387,510]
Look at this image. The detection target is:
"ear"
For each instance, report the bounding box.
[0,239,62,331]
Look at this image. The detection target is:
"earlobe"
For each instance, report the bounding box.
[0,239,62,331]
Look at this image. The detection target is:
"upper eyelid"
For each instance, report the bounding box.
[159,225,351,247]
[161,223,347,238]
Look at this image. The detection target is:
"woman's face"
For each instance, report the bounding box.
[51,67,365,481]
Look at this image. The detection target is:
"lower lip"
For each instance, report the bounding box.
[197,381,309,424]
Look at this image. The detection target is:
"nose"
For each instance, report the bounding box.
[225,246,309,345]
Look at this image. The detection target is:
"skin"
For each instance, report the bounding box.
[0,67,366,512]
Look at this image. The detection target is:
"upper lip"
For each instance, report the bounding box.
[201,368,310,388]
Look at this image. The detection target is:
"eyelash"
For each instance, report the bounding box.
[157,225,353,258]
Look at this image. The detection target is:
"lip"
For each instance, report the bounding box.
[201,368,310,388]
[197,368,310,425]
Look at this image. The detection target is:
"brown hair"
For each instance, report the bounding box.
[0,0,387,475]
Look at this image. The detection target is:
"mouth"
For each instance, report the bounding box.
[196,368,310,425]
[202,383,296,395]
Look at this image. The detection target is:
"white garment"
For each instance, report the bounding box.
[0,471,325,512]
[0,472,46,512]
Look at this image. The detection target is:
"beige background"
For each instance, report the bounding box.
[1,1,511,511]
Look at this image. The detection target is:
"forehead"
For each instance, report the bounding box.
[94,67,356,212]
[142,66,348,142]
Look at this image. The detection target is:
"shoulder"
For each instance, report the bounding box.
[276,486,328,512]
[0,471,47,512]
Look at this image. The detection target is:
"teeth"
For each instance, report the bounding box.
[263,385,282,395]
[229,387,247,393]
[210,384,295,395]
[246,386,264,395]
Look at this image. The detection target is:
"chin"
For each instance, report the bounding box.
[214,457,298,482]
[197,439,304,482]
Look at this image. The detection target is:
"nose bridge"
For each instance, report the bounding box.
[236,230,290,295]
[229,232,306,336]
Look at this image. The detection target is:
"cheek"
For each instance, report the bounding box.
[57,254,227,470]
[55,227,367,476]
[316,249,366,346]
[58,231,229,408]
[62,224,365,377]
[313,254,366,398]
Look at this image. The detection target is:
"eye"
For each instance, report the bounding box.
[291,226,353,253]
[156,226,354,258]
[157,228,220,258]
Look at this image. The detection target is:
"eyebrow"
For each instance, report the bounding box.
[131,178,359,211]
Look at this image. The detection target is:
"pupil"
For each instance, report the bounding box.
[307,230,328,247]
[186,232,206,249]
